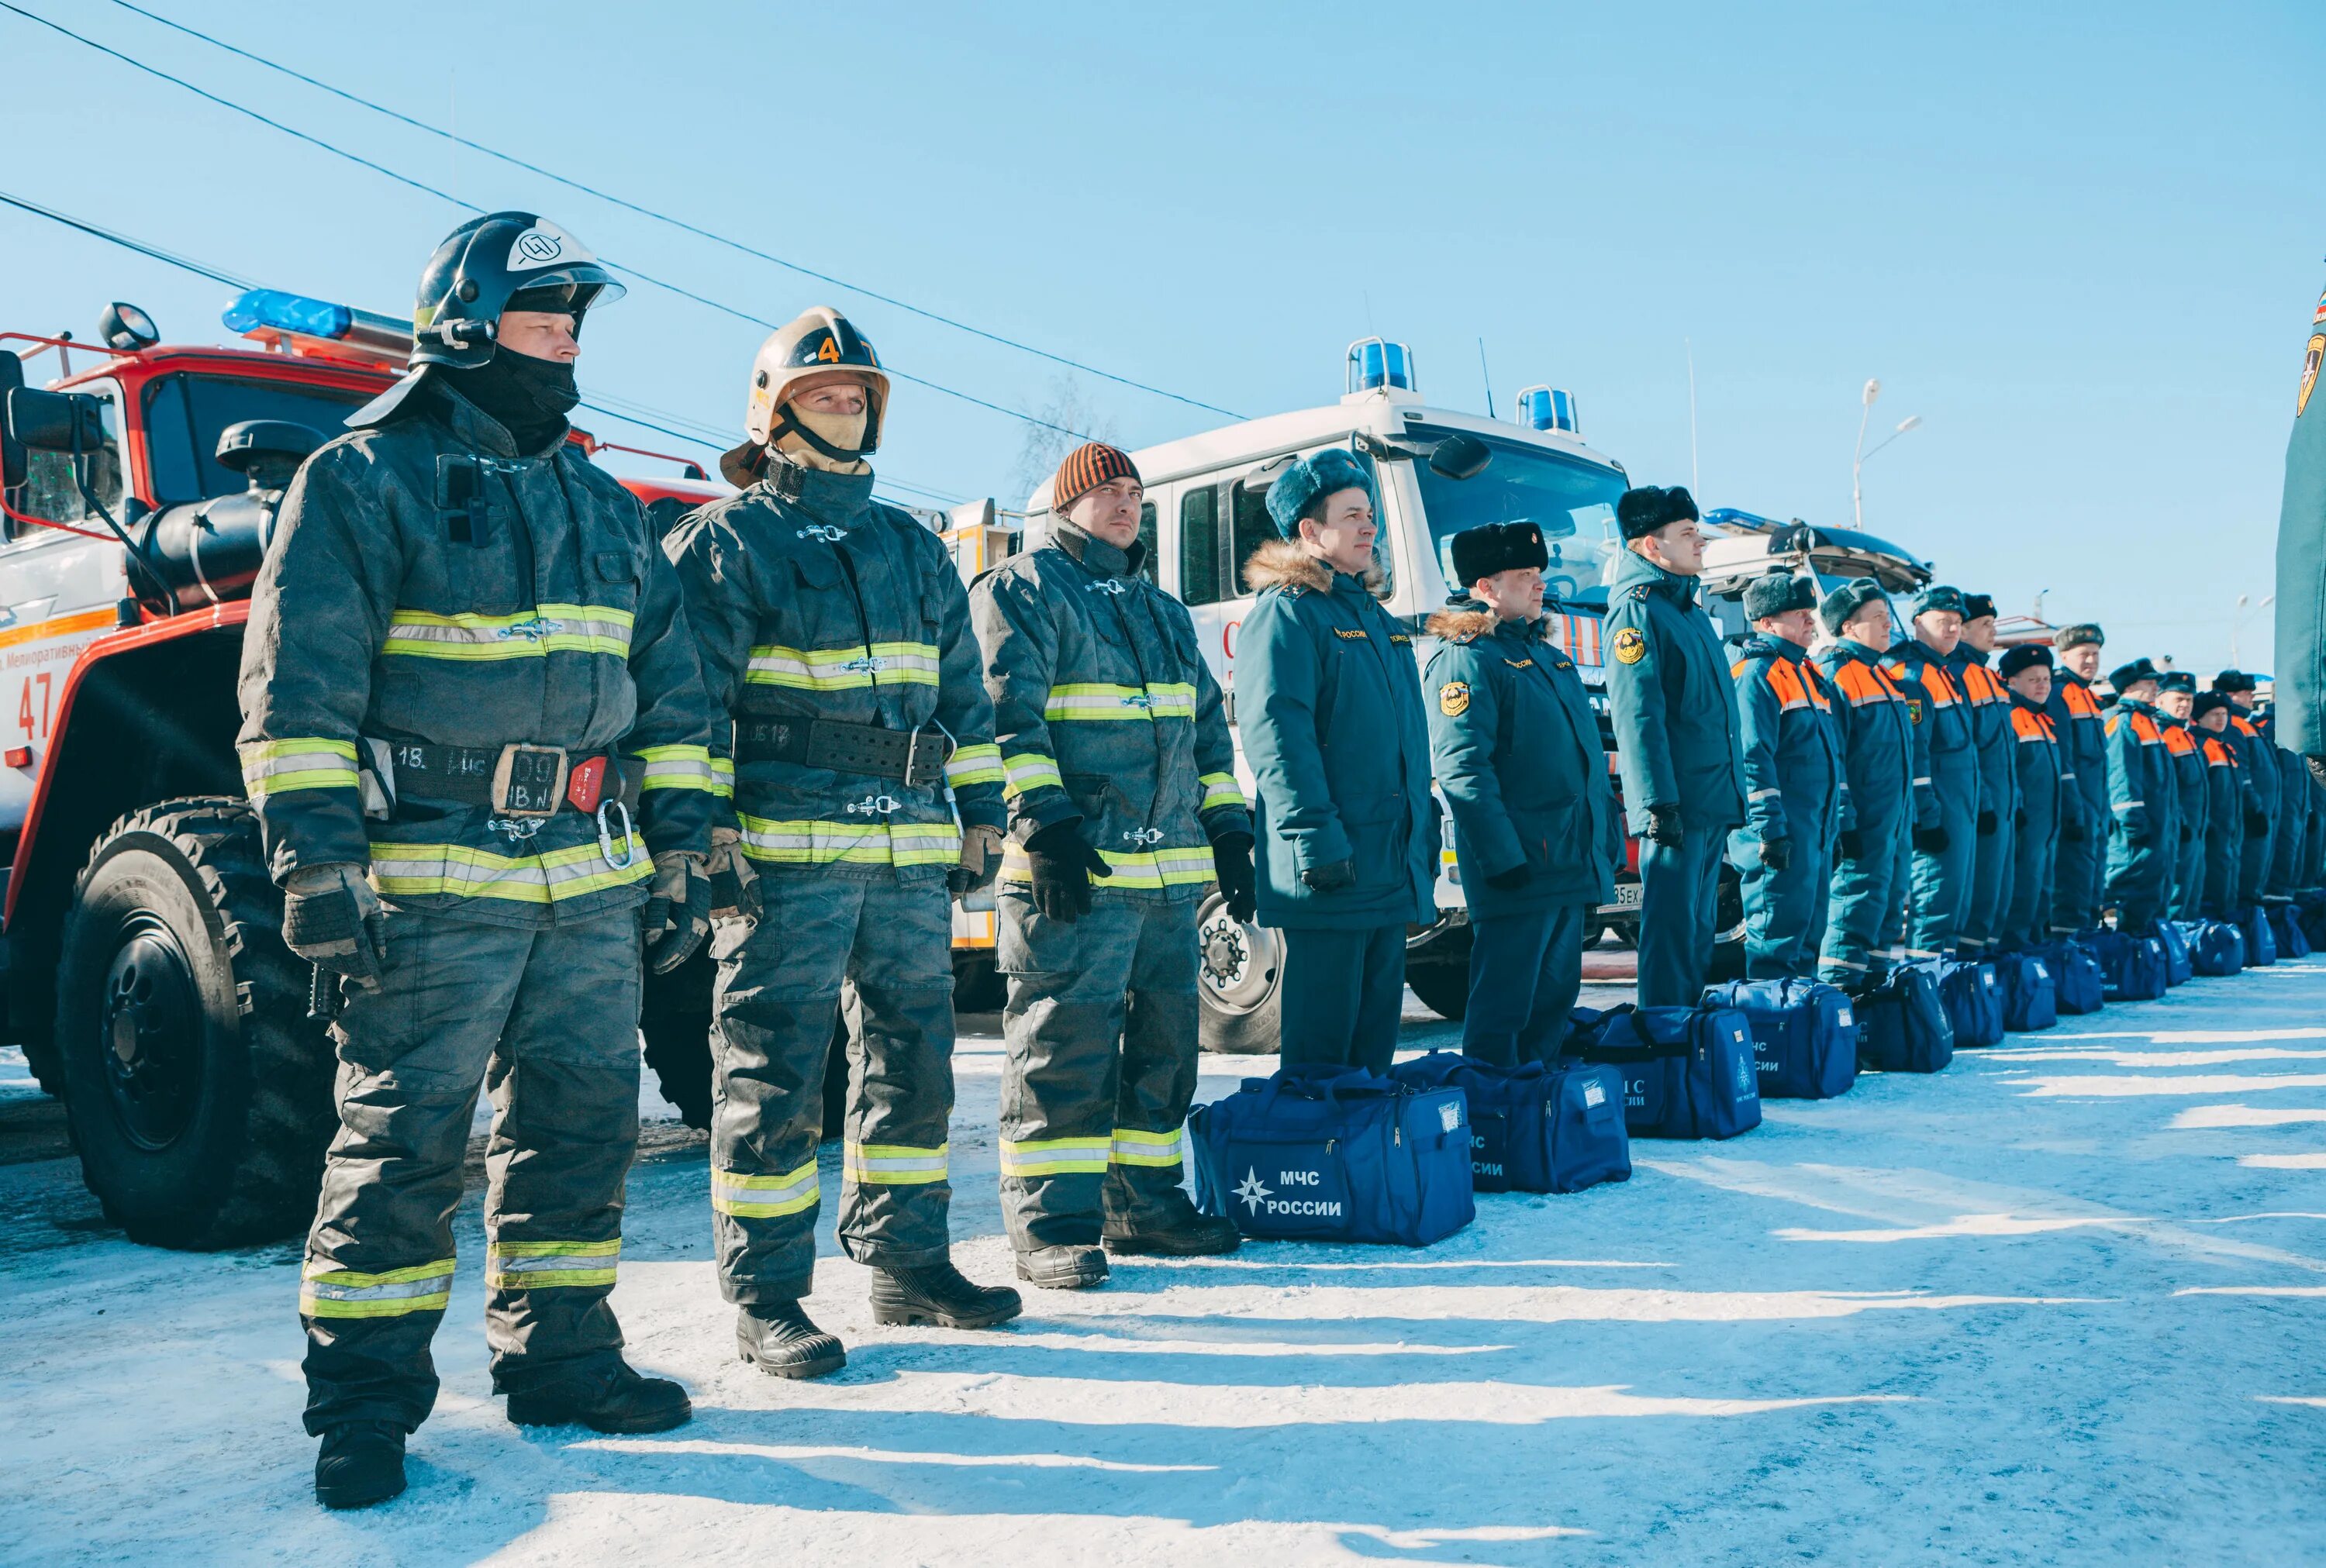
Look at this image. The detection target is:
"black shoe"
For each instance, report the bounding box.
[1104,1211,1242,1257]
[506,1361,692,1434]
[737,1301,847,1380]
[870,1258,1023,1329]
[315,1421,407,1511]
[1014,1244,1110,1289]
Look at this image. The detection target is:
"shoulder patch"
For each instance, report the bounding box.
[1612,626,1648,665]
[1907,698,1925,725]
[1439,681,1471,717]
[1628,584,1652,602]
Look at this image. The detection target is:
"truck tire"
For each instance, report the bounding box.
[1404,959,1470,1022]
[1196,892,1282,1055]
[640,949,847,1139]
[53,798,334,1249]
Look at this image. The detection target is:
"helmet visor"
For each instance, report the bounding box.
[503,266,626,316]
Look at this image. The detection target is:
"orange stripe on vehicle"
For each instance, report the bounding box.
[0,607,118,653]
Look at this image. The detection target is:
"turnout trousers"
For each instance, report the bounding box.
[1462,902,1589,1067]
[996,892,1203,1251]
[710,874,956,1304]
[1638,827,1724,1008]
[1908,788,1979,957]
[300,905,643,1435]
[1279,922,1406,1075]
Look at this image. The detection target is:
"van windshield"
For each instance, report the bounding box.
[1406,424,1627,601]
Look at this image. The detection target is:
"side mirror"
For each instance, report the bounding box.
[0,352,22,489]
[1427,433,1490,481]
[6,386,107,455]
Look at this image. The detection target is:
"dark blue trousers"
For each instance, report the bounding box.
[1462,903,1587,1067]
[1279,923,1406,1075]
[1638,827,1724,1008]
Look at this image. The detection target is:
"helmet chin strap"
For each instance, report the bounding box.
[768,401,874,471]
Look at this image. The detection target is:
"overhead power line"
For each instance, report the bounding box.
[0,1,1098,443]
[0,186,970,508]
[104,0,1241,422]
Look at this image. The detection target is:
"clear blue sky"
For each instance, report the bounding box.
[3,1,2319,670]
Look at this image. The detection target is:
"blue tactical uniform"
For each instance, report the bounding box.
[2043,639,2109,934]
[2102,664,2175,930]
[1728,619,1847,978]
[971,490,1251,1266]
[1425,557,1622,1066]
[2002,691,2064,949]
[1949,639,2019,956]
[2160,715,2209,921]
[1885,625,1979,957]
[2219,675,2279,912]
[1814,608,1914,986]
[2265,704,2309,900]
[1603,488,1745,1008]
[1236,451,1437,1073]
[2198,721,2245,921]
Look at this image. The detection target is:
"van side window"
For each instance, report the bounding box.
[1228,481,1275,595]
[1181,486,1221,605]
[1137,501,1158,582]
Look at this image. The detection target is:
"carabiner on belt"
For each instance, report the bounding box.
[596,798,638,870]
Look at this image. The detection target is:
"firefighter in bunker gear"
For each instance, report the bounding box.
[1886,586,1979,959]
[664,307,1020,1379]
[1426,522,1624,1066]
[1237,449,1440,1073]
[2216,670,2280,912]
[2045,625,2110,933]
[1948,594,2019,956]
[1998,645,2064,949]
[2103,659,2176,930]
[1727,572,1847,978]
[1814,580,1914,987]
[969,443,1249,1288]
[1603,486,1745,1006]
[2156,671,2210,920]
[2194,691,2249,920]
[239,213,720,1507]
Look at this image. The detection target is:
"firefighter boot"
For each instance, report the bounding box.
[737,1301,847,1380]
[505,1361,692,1434]
[314,1421,407,1511]
[1105,1192,1242,1258]
[1015,1244,1110,1290]
[870,1256,1024,1329]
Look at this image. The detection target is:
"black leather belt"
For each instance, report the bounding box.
[731,718,949,788]
[385,741,638,816]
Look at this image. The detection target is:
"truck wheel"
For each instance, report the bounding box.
[1405,960,1470,1022]
[1196,892,1282,1055]
[54,798,334,1249]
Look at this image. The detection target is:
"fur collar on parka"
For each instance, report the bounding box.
[1241,537,1386,596]
[1424,605,1499,643]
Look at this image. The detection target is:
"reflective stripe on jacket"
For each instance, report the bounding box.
[970,523,1248,898]
[1883,640,1976,829]
[1816,639,1912,838]
[236,380,717,925]
[2045,673,2108,835]
[1950,650,2021,823]
[1730,633,1848,846]
[662,462,1003,880]
[2103,700,2172,843]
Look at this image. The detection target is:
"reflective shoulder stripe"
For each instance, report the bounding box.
[487,1238,619,1291]
[2063,684,2103,716]
[2010,708,2045,740]
[1764,659,1808,708]
[2233,716,2260,736]
[637,744,720,792]
[944,742,1006,787]
[2106,715,2121,737]
[2131,714,2162,742]
[239,737,361,798]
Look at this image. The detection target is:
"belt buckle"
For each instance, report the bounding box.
[904,728,949,790]
[492,743,569,818]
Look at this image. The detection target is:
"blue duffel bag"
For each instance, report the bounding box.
[1701,978,1858,1099]
[1855,962,1955,1073]
[1386,1053,1631,1194]
[1995,950,2058,1032]
[2157,919,2194,984]
[2042,937,2106,1014]
[2300,891,2326,950]
[1565,1005,1762,1139]
[2093,928,2170,1000]
[1189,1064,1475,1246]
[2269,902,2312,959]
[2242,905,2277,967]
[1939,959,2005,1046]
[2179,919,2245,977]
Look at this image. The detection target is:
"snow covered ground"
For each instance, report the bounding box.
[6,963,2326,1566]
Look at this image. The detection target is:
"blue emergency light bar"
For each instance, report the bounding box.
[1346,338,1416,395]
[1517,384,1580,437]
[222,288,413,366]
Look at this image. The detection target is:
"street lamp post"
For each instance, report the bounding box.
[2232,592,2276,667]
[1852,379,1879,529]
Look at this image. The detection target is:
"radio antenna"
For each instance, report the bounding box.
[1477,337,1496,420]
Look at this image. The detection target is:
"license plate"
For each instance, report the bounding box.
[1597,880,1644,913]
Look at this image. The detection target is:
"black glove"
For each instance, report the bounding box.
[2014,807,2027,829]
[1977,809,1998,836]
[1837,828,1865,861]
[642,853,713,976]
[282,863,386,990]
[1025,818,1112,922]
[1914,824,1951,854]
[2250,810,2272,836]
[1301,857,1358,893]
[1645,804,1685,848]
[1211,831,1258,923]
[1485,862,1531,892]
[1759,836,1793,872]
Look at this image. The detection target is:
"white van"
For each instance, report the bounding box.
[944,342,1634,1052]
